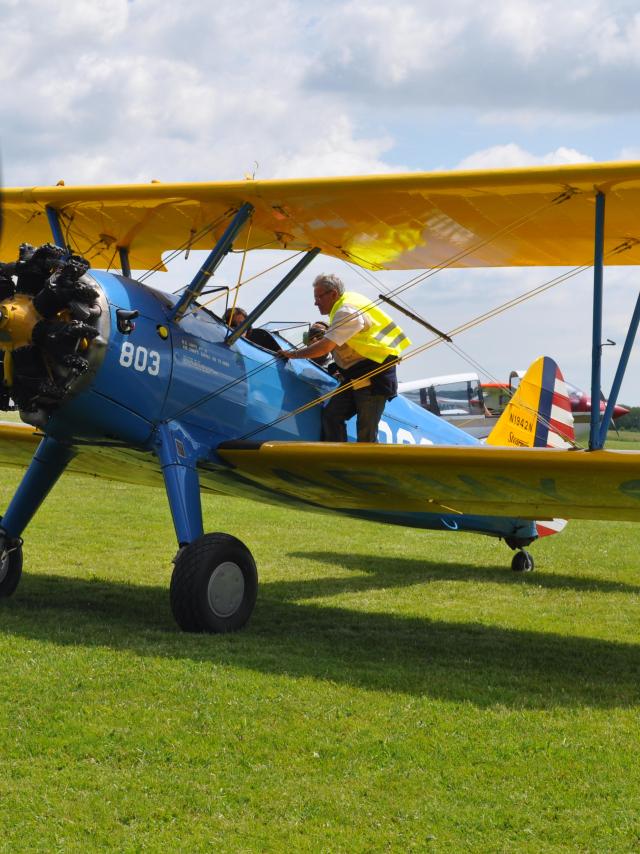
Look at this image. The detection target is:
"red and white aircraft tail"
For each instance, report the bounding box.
[486,356,574,538]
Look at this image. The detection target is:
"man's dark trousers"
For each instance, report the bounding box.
[321,385,386,442]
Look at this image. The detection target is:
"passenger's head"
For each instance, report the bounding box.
[303,320,329,345]
[313,274,343,315]
[223,306,248,328]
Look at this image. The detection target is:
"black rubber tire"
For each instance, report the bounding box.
[511,549,534,572]
[169,533,258,633]
[0,541,23,598]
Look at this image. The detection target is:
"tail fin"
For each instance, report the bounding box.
[486,356,575,449]
[486,356,573,539]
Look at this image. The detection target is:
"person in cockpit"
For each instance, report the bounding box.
[223,306,249,330]
[223,305,280,352]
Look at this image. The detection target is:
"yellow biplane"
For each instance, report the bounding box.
[0,161,638,632]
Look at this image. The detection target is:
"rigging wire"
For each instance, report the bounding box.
[105,243,119,274]
[336,190,576,310]
[162,187,617,447]
[53,203,234,282]
[166,191,577,420]
[234,244,634,447]
[168,255,592,432]
[344,255,592,391]
[199,250,307,311]
[43,189,623,447]
[223,217,254,329]
[329,193,576,382]
[140,211,233,285]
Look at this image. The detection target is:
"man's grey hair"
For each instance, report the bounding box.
[313,273,344,295]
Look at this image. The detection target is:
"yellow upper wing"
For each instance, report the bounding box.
[3,161,640,271]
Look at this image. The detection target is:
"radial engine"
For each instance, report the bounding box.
[0,244,108,426]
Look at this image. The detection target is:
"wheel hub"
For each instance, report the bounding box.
[207,561,245,617]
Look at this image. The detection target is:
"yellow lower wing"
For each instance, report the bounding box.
[0,422,41,467]
[2,423,639,523]
[0,422,165,489]
[218,441,640,523]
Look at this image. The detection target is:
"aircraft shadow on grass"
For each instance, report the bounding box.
[3,566,640,711]
[286,551,640,597]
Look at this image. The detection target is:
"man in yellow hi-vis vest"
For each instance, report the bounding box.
[277,274,410,442]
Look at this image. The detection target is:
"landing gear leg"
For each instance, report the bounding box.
[156,423,258,633]
[0,436,73,598]
[511,549,534,572]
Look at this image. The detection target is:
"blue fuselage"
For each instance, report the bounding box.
[44,272,536,543]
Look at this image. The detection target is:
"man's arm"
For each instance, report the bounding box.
[276,338,336,361]
[277,304,364,361]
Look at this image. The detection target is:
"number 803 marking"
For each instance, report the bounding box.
[119,341,161,376]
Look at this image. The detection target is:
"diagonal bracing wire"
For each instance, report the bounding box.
[234,246,632,446]
[165,191,577,422]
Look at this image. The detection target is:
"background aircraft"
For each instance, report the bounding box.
[399,371,630,441]
[398,372,490,439]
[0,162,639,633]
[483,373,630,441]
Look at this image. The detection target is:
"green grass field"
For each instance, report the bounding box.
[0,466,639,852]
[607,430,640,449]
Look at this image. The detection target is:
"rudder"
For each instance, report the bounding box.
[486,356,574,539]
[486,356,575,449]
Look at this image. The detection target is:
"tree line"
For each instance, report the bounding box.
[616,407,640,431]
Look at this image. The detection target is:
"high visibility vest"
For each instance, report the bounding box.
[328,291,411,364]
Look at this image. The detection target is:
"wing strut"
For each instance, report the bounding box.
[598,290,640,446]
[589,191,605,449]
[45,206,67,251]
[169,201,254,323]
[589,193,640,448]
[118,246,131,278]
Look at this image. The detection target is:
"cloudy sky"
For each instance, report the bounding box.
[3,0,640,403]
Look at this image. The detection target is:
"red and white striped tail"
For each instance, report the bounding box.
[536,362,572,537]
[485,356,573,540]
[544,368,575,449]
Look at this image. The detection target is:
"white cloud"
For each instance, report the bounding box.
[2,0,640,403]
[306,0,640,116]
[491,0,552,62]
[270,116,401,177]
[455,143,594,170]
[306,1,465,85]
[3,0,639,189]
[0,0,401,186]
